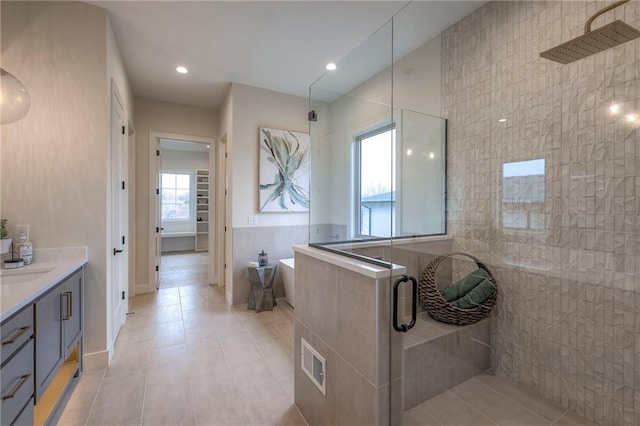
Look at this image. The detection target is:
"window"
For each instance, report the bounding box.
[161,172,192,220]
[356,126,396,237]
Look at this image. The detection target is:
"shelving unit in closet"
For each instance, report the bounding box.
[195,169,209,251]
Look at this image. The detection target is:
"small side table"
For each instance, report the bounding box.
[247,263,278,312]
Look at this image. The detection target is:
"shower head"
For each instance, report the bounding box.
[540,0,640,64]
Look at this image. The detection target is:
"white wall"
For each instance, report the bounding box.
[0,1,128,367]
[229,83,309,228]
[134,97,217,290]
[219,83,309,304]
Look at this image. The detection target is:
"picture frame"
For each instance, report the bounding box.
[259,127,310,212]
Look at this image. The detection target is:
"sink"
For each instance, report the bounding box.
[0,266,55,284]
[0,265,54,276]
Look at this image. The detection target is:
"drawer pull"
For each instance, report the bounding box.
[2,374,30,400]
[1,326,31,345]
[62,292,72,320]
[67,291,73,318]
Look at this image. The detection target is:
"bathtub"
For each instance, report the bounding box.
[279,258,295,307]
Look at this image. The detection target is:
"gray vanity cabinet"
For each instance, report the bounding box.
[63,271,82,355]
[34,268,83,402]
[1,306,35,426]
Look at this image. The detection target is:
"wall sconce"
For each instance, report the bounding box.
[0,68,31,124]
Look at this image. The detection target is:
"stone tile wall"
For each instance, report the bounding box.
[293,251,403,426]
[442,1,639,424]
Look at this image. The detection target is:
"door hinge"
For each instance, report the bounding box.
[121,291,125,300]
[122,125,126,135]
[308,110,317,122]
[122,235,125,245]
[224,226,227,232]
[224,263,226,269]
[156,149,160,156]
[155,265,159,272]
[225,189,227,195]
[225,152,228,158]
[156,188,159,195]
[121,181,125,190]
[156,226,160,233]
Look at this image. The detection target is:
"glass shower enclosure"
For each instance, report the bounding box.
[308,2,458,424]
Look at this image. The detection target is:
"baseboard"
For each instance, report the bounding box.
[135,283,152,295]
[83,350,109,370]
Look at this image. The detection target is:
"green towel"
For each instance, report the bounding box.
[450,278,496,309]
[440,268,490,302]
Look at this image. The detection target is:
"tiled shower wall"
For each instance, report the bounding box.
[442,1,639,425]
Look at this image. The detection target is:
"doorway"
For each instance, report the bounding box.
[158,139,209,289]
[147,132,217,293]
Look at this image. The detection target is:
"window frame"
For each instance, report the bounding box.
[160,170,195,222]
[353,123,396,238]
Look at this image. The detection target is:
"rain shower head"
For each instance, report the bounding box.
[540,0,640,64]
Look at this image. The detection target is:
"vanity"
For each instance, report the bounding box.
[0,247,87,426]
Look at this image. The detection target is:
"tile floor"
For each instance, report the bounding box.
[159,252,209,289]
[58,281,305,426]
[404,374,596,426]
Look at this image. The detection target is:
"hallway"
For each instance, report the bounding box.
[58,283,303,425]
[159,251,209,289]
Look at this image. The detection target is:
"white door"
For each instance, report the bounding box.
[110,84,127,343]
[154,141,162,289]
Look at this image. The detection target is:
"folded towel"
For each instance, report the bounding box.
[450,278,496,309]
[441,268,490,302]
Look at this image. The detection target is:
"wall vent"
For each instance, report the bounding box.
[301,338,326,395]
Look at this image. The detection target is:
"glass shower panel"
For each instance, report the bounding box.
[308,19,394,260]
[395,109,446,236]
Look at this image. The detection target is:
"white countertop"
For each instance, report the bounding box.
[0,247,88,323]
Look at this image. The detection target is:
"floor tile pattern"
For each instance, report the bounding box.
[58,281,304,426]
[405,374,597,426]
[159,252,209,288]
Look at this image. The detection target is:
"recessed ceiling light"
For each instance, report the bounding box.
[429,152,435,159]
[326,63,337,71]
[206,145,210,149]
[625,113,638,123]
[406,149,412,156]
[498,118,507,122]
[176,66,188,74]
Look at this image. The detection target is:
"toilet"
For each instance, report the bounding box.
[279,258,295,307]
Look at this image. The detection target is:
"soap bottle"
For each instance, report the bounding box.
[14,235,33,265]
[13,225,33,265]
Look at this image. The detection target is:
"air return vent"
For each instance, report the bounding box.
[301,338,326,395]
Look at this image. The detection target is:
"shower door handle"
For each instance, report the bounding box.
[393,275,417,332]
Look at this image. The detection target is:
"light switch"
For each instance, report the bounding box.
[248,215,258,225]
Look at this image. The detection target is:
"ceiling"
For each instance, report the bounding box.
[93,1,486,110]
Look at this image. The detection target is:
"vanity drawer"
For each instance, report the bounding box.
[12,397,33,426]
[1,306,34,365]
[1,339,34,426]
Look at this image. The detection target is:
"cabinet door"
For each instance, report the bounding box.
[35,285,64,402]
[63,270,82,356]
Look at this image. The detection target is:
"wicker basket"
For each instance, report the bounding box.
[418,252,497,326]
